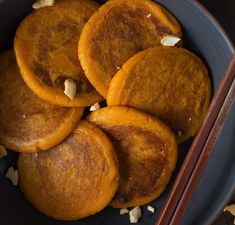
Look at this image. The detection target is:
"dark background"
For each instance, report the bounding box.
[200,0,235,224]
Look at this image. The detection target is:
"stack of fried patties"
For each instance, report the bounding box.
[0,0,211,221]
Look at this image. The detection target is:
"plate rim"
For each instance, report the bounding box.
[183,2,235,224]
[192,0,235,54]
[156,0,235,224]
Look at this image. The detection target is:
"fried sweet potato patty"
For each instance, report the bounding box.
[87,106,177,208]
[0,50,83,153]
[107,47,212,142]
[79,0,182,97]
[18,121,119,220]
[14,0,102,107]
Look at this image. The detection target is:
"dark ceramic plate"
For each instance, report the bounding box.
[0,0,234,225]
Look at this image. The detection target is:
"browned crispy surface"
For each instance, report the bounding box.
[107,47,212,143]
[18,120,119,220]
[79,0,182,97]
[87,106,178,208]
[14,0,102,107]
[0,50,83,152]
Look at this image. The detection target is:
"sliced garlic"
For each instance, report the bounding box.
[6,167,18,186]
[32,0,55,9]
[90,102,100,112]
[147,205,155,213]
[120,208,129,215]
[64,79,77,100]
[161,35,181,47]
[0,144,7,158]
[129,206,141,223]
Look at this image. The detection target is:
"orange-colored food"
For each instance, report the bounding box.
[107,47,212,143]
[0,50,83,153]
[18,120,119,220]
[79,0,182,97]
[14,0,102,107]
[87,106,178,208]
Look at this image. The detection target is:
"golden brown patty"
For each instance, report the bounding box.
[0,50,83,153]
[107,47,212,143]
[79,0,182,97]
[14,0,102,107]
[18,120,119,220]
[87,106,178,208]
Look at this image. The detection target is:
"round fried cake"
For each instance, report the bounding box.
[107,47,212,143]
[14,0,102,107]
[87,106,178,208]
[0,50,83,153]
[79,0,182,97]
[18,120,119,220]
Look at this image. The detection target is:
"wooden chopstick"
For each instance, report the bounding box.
[156,54,235,225]
[170,77,235,225]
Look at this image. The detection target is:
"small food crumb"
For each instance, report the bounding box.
[22,114,27,119]
[224,204,235,224]
[224,204,235,215]
[34,152,38,157]
[32,0,55,9]
[64,78,77,100]
[147,205,155,213]
[188,117,192,121]
[0,144,7,158]
[120,208,129,215]
[161,35,181,47]
[116,66,121,70]
[5,167,18,186]
[90,102,100,112]
[129,206,141,223]
[147,13,151,18]
[177,130,182,137]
